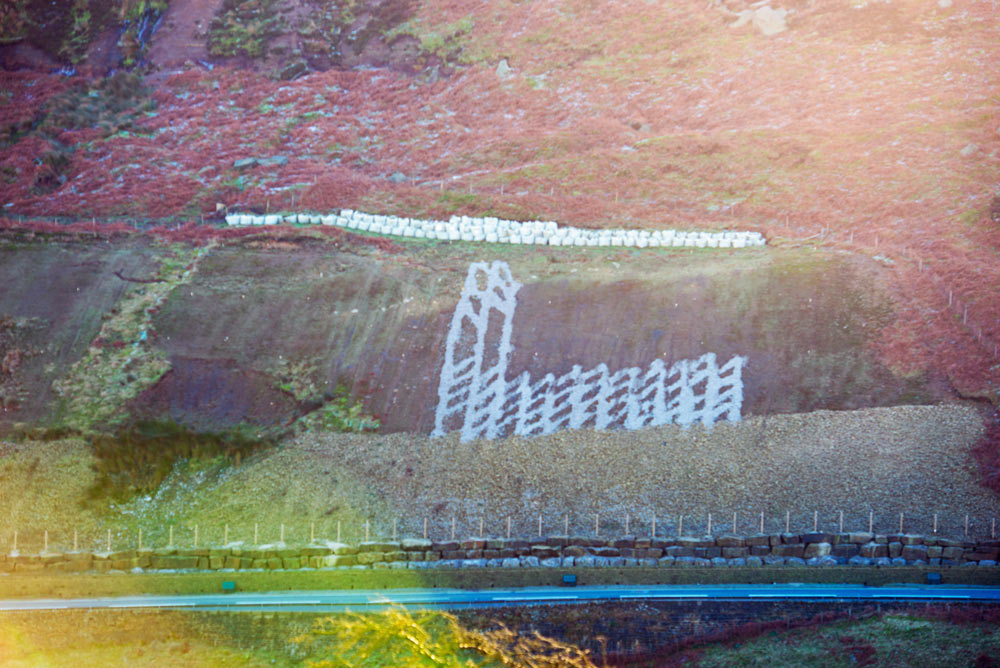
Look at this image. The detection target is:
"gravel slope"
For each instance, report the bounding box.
[2,403,995,552]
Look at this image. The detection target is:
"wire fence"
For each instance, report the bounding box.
[4,509,997,555]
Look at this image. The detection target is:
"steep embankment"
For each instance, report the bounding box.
[0,235,948,434]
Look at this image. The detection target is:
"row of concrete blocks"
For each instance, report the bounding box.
[223,209,767,249]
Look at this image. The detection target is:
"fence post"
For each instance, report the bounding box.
[595,514,600,537]
[839,511,843,533]
[899,513,903,534]
[73,529,78,552]
[254,523,259,545]
[625,513,630,536]
[785,510,790,534]
[224,524,229,545]
[44,530,48,553]
[194,525,198,548]
[312,522,317,543]
[365,520,370,543]
[507,516,511,539]
[479,517,484,538]
[678,515,683,536]
[281,523,286,544]
[760,511,764,534]
[933,514,937,534]
[965,514,969,538]
[391,519,396,541]
[106,529,110,553]
[651,515,656,538]
[733,511,737,535]
[707,513,712,536]
[138,528,142,551]
[564,515,569,536]
[869,510,873,534]
[451,517,456,541]
[169,526,173,548]
[422,518,426,540]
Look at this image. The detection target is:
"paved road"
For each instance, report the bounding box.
[2,584,999,613]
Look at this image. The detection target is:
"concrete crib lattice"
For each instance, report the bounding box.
[223,209,767,249]
[433,262,747,441]
[3,532,997,574]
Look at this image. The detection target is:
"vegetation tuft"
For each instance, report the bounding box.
[208,0,284,59]
[86,419,275,502]
[294,606,597,668]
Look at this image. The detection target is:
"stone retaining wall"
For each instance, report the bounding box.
[3,532,997,574]
[224,209,767,249]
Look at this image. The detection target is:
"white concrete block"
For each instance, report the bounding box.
[414,229,426,239]
[509,235,522,244]
[486,232,499,243]
[708,238,719,248]
[720,239,732,248]
[734,239,746,248]
[448,229,461,241]
[358,221,370,231]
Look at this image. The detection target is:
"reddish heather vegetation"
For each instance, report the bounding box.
[0,0,998,402]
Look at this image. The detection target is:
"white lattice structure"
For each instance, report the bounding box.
[433,261,747,442]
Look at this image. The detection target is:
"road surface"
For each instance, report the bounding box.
[1,584,998,613]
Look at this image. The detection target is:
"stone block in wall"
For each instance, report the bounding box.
[401,539,432,551]
[711,557,728,567]
[722,547,749,559]
[803,532,834,545]
[786,557,807,567]
[357,552,386,565]
[901,545,929,562]
[93,559,112,573]
[676,537,700,548]
[282,557,300,570]
[360,541,401,553]
[860,543,887,559]
[152,556,199,570]
[746,556,763,567]
[483,549,500,560]
[322,555,357,567]
[833,544,860,559]
[266,558,282,570]
[564,545,588,558]
[530,546,559,559]
[803,543,831,558]
[780,533,801,544]
[807,556,838,566]
[635,538,651,549]
[848,532,874,544]
[772,544,805,558]
[110,550,137,561]
[745,534,770,547]
[485,539,504,550]
[239,557,255,569]
[900,534,924,546]
[750,545,771,557]
[301,547,330,557]
[431,541,460,552]
[965,550,1000,562]
[593,547,620,557]
[667,546,694,558]
[613,537,636,549]
[888,542,903,559]
[640,548,664,559]
[520,556,540,567]
[332,544,359,556]
[383,551,406,562]
[620,548,638,558]
[503,540,530,551]
[545,536,569,548]
[197,557,210,569]
[874,535,889,544]
[112,558,135,570]
[425,551,441,561]
[461,539,485,550]
[717,536,746,548]
[442,550,464,560]
[651,538,670,549]
[695,547,722,559]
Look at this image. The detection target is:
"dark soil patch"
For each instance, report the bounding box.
[128,357,305,430]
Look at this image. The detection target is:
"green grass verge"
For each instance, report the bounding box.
[1,567,998,599]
